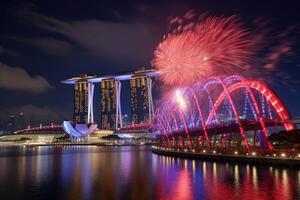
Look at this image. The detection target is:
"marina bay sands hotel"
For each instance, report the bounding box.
[62,69,159,130]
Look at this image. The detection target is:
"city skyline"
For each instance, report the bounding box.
[1,1,300,200]
[0,0,300,127]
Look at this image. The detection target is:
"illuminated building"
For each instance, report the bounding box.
[100,79,117,129]
[62,69,157,128]
[63,121,97,137]
[73,81,88,123]
[99,78,122,130]
[130,75,153,124]
[73,75,95,124]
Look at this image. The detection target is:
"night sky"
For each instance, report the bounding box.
[0,0,300,126]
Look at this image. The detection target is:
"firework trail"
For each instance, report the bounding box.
[152,11,296,86]
[152,13,257,86]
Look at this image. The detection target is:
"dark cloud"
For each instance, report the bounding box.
[0,62,52,93]
[18,37,73,56]
[264,42,292,69]
[0,104,69,125]
[20,10,157,66]
[0,45,17,57]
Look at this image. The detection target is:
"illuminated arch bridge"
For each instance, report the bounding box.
[154,75,296,152]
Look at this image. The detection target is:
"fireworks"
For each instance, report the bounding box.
[152,14,257,86]
[175,89,187,110]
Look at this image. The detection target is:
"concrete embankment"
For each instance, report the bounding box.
[152,147,300,167]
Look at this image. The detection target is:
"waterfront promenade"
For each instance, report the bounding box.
[152,146,300,166]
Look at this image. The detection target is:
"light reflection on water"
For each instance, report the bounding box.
[0,146,299,200]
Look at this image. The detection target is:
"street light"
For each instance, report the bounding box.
[281,153,286,157]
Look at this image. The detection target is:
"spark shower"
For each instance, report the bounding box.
[152,12,258,86]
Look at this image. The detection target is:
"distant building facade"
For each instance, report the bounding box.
[100,79,116,129]
[130,75,150,124]
[17,113,26,130]
[73,81,89,123]
[5,115,15,133]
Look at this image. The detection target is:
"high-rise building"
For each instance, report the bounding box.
[130,75,150,124]
[63,70,156,128]
[100,79,116,129]
[0,122,4,133]
[17,113,26,130]
[72,75,95,124]
[73,81,89,123]
[6,115,15,133]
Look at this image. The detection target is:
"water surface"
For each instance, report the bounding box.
[0,145,299,200]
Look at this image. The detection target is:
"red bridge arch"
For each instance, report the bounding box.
[155,75,296,152]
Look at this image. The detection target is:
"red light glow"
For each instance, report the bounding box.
[153,14,257,86]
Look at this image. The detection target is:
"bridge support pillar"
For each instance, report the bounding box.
[253,131,257,148]
[228,133,232,149]
[237,133,243,150]
[213,135,217,148]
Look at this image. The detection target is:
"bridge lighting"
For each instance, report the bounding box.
[212,150,216,154]
[192,149,195,153]
[272,100,278,106]
[281,153,286,157]
[184,149,188,152]
[155,76,296,153]
[297,154,300,158]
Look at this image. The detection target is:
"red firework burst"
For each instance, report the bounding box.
[152,14,258,86]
